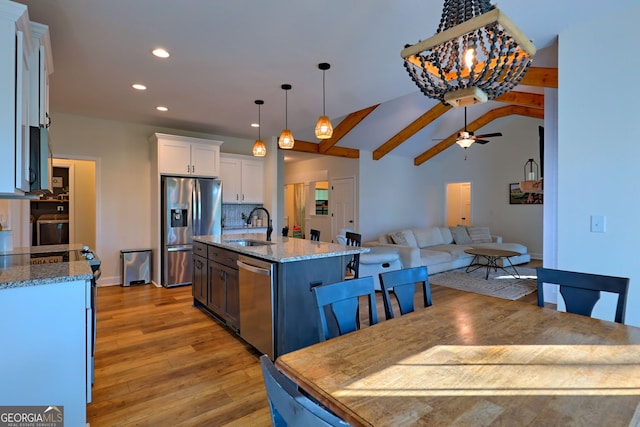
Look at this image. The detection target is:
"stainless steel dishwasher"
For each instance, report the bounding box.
[237,255,275,359]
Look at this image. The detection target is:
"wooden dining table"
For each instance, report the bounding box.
[276,290,640,426]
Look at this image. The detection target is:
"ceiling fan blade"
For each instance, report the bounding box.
[474,132,502,138]
[474,139,490,144]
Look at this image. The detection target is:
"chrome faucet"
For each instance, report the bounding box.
[246,207,273,241]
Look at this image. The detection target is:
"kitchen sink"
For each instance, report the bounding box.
[223,239,275,247]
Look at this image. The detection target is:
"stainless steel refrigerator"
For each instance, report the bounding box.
[161,176,222,287]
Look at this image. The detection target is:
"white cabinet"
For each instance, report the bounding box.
[0,2,33,195]
[0,279,91,426]
[152,133,223,177]
[28,21,52,128]
[220,154,264,203]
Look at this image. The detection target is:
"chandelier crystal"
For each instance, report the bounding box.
[401,0,536,108]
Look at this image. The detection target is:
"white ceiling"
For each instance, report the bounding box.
[15,0,637,159]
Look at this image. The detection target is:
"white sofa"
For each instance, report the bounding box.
[365,225,530,275]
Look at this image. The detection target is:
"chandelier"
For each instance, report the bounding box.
[401,0,536,108]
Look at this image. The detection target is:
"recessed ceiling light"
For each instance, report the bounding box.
[156,106,169,112]
[132,83,147,90]
[152,48,170,58]
[251,123,259,128]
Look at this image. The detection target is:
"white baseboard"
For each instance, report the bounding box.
[96,275,120,287]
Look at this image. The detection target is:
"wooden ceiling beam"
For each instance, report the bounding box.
[414,105,544,166]
[318,104,379,153]
[519,67,557,88]
[281,140,360,159]
[494,91,544,108]
[373,103,452,161]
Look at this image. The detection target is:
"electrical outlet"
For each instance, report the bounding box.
[57,205,64,213]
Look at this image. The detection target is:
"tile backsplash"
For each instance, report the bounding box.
[222,204,266,228]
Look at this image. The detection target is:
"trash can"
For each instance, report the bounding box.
[120,249,152,286]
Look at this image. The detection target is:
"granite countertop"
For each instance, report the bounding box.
[0,244,95,291]
[193,233,368,263]
[222,226,267,231]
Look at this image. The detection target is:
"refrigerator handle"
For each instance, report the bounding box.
[192,180,198,236]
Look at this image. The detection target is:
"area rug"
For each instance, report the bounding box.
[430,267,538,300]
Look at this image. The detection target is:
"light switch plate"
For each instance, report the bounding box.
[52,176,63,188]
[590,215,606,233]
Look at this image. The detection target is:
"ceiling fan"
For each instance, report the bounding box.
[454,107,503,148]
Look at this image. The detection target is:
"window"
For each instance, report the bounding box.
[314,181,329,215]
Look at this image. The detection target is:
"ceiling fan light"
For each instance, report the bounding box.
[315,115,333,139]
[456,139,474,149]
[279,130,295,149]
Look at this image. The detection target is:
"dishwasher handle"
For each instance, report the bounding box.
[237,260,271,276]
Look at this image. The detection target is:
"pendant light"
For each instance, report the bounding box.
[278,84,295,149]
[315,63,333,139]
[252,100,266,157]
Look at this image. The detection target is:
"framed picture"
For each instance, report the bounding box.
[509,182,543,205]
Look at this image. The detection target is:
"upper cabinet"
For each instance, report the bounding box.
[0,1,33,195]
[151,133,223,177]
[220,154,264,204]
[28,21,53,128]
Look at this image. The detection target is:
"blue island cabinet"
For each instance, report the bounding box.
[275,256,346,357]
[0,279,91,426]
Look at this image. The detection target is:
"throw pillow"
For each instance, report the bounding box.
[413,227,444,248]
[466,226,492,243]
[439,227,454,244]
[389,230,418,247]
[449,225,472,245]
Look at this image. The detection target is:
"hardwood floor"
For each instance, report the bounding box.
[88,260,542,426]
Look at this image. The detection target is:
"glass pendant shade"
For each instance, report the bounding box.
[315,63,333,139]
[278,129,295,149]
[278,84,294,149]
[252,99,266,157]
[315,115,333,139]
[252,139,266,157]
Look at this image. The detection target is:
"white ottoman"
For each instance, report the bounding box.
[359,247,403,291]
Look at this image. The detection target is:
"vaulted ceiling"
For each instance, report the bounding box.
[15,1,634,163]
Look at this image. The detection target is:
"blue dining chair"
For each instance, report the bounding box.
[312,276,378,341]
[536,267,629,323]
[260,355,351,426]
[379,266,432,320]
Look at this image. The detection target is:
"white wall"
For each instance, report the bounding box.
[48,112,255,285]
[558,3,640,325]
[358,116,544,255]
[359,152,433,242]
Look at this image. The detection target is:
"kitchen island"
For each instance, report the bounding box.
[192,233,368,359]
[0,244,97,427]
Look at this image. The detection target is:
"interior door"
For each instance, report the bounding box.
[330,177,355,242]
[446,182,471,226]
